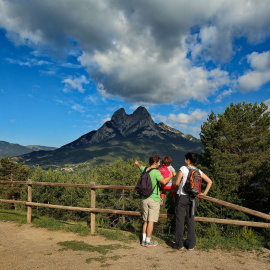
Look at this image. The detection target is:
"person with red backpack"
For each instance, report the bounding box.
[159,156,177,205]
[174,152,212,251]
[135,155,173,247]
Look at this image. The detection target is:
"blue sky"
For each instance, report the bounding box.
[0,0,270,147]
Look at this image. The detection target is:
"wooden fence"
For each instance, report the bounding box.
[0,180,269,233]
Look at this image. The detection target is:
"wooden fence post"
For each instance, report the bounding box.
[91,183,96,233]
[27,180,32,224]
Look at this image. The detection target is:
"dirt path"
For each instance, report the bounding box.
[0,221,269,270]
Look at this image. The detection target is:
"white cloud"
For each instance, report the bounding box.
[84,95,98,105]
[6,57,51,67]
[238,50,270,92]
[55,99,68,105]
[39,69,57,76]
[265,98,270,111]
[215,89,234,103]
[103,117,111,123]
[168,109,208,124]
[247,51,270,71]
[155,114,167,123]
[80,47,230,104]
[188,26,224,62]
[60,62,81,69]
[0,0,270,103]
[62,75,89,93]
[129,105,140,111]
[238,71,270,92]
[71,103,86,113]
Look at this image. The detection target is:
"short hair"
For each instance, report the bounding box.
[161,156,172,166]
[149,155,161,165]
[185,152,198,165]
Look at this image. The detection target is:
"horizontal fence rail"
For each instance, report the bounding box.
[0,180,269,232]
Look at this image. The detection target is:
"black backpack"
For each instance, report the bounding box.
[136,167,158,197]
[183,166,202,197]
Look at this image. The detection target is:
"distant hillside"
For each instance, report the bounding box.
[14,107,203,167]
[0,141,57,158]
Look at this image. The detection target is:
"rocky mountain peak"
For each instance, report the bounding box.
[111,106,155,136]
[133,106,151,117]
[62,106,199,148]
[111,108,127,124]
[158,122,183,135]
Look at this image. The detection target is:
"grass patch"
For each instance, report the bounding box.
[101,264,113,268]
[197,235,264,251]
[32,216,65,231]
[0,208,27,224]
[58,240,132,255]
[86,255,125,264]
[65,223,91,236]
[97,228,138,243]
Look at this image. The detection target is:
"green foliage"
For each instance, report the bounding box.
[0,208,26,223]
[0,158,30,208]
[18,158,145,229]
[199,101,270,219]
[197,225,263,251]
[92,158,142,228]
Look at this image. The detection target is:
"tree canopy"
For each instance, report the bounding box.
[200,102,270,215]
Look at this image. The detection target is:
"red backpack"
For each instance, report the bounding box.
[159,165,170,178]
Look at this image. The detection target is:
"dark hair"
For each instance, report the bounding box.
[161,156,172,166]
[149,155,161,165]
[185,152,198,165]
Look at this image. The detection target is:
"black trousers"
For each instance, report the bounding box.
[174,195,197,249]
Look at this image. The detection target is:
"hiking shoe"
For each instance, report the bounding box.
[141,241,147,247]
[173,245,184,250]
[188,247,195,251]
[145,240,158,247]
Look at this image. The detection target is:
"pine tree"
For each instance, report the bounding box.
[0,157,30,209]
[199,102,270,218]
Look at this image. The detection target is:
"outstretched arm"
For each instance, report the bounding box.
[199,173,212,196]
[134,160,142,169]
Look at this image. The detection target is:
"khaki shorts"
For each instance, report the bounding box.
[142,197,160,222]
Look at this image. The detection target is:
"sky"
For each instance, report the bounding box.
[0,0,270,148]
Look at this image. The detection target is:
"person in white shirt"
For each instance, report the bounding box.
[174,152,212,251]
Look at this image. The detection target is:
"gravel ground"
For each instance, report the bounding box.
[0,221,269,270]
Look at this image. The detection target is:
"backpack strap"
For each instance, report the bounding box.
[143,167,155,173]
[143,167,148,173]
[146,168,155,173]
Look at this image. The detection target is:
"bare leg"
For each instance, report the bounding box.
[143,221,148,234]
[146,221,154,238]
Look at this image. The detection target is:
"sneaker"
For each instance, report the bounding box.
[141,241,147,247]
[188,247,195,251]
[145,240,158,247]
[173,245,184,250]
